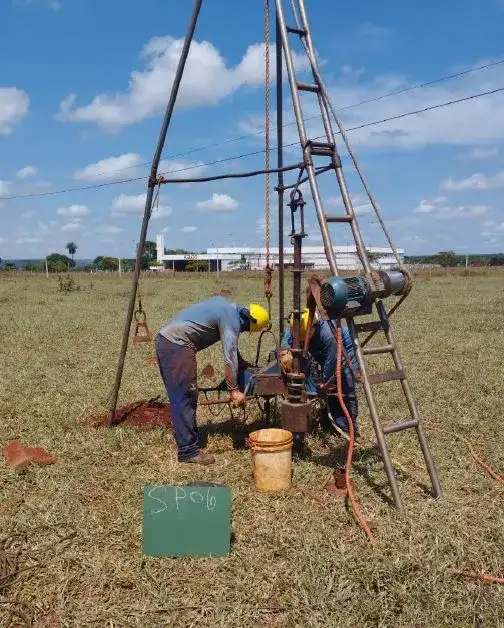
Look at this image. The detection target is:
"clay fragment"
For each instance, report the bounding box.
[3,441,56,470]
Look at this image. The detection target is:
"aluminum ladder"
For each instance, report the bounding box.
[275,0,443,510]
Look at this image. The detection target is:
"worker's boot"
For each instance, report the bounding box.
[180,449,215,465]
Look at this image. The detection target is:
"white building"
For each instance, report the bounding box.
[155,233,404,271]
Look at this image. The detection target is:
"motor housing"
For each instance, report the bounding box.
[320,270,408,317]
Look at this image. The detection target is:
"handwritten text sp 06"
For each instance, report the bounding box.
[147,486,217,515]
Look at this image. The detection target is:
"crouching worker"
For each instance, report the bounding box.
[156,297,269,465]
[279,309,359,437]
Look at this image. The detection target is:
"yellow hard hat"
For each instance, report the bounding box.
[249,303,270,332]
[289,308,317,341]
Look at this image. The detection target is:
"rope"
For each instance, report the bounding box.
[334,319,374,543]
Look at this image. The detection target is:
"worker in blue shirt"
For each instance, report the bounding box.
[156,297,270,465]
[279,309,359,436]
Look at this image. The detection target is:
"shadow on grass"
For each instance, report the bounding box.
[314,444,433,506]
[199,407,433,505]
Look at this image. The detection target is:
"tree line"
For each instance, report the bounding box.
[405,251,504,267]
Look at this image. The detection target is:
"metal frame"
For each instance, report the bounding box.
[274,0,442,509]
[106,0,442,511]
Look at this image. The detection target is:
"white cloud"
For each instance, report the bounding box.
[0,236,6,244]
[181,226,197,233]
[325,193,373,215]
[161,226,171,233]
[61,221,85,232]
[21,210,34,219]
[16,165,38,179]
[481,220,504,236]
[152,206,172,220]
[16,221,51,244]
[196,193,238,212]
[441,170,504,191]
[73,153,142,181]
[57,204,90,217]
[95,225,123,234]
[0,181,11,196]
[457,147,499,161]
[242,58,504,150]
[110,192,171,220]
[0,87,29,135]
[111,193,145,215]
[56,38,309,130]
[158,160,207,187]
[413,196,489,219]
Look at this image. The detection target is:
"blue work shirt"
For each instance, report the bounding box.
[159,296,249,390]
[280,320,356,392]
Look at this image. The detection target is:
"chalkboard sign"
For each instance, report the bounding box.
[142,484,231,557]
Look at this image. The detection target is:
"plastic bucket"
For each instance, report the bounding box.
[248,428,293,492]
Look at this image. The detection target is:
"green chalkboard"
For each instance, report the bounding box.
[142,484,231,557]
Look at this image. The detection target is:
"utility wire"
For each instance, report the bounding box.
[58,57,504,180]
[2,84,504,201]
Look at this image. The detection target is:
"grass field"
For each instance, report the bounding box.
[1,271,504,627]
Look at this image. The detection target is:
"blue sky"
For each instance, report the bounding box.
[2,0,504,260]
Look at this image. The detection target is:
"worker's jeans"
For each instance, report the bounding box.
[156,335,199,460]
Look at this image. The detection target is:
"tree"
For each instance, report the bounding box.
[143,241,157,261]
[66,242,78,264]
[365,249,382,267]
[436,251,457,268]
[46,253,73,272]
[186,260,209,272]
[0,262,17,271]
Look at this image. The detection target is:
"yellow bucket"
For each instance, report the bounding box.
[248,428,293,492]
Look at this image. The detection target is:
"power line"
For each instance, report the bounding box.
[2,84,504,202]
[63,57,504,179]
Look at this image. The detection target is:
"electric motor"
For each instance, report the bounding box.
[320,270,408,317]
[320,276,370,317]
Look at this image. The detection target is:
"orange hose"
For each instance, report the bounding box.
[459,437,504,485]
[335,320,375,544]
[451,569,504,585]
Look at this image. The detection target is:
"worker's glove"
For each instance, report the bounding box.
[230,390,247,407]
[278,349,294,373]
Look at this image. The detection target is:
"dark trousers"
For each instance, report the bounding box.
[156,335,199,460]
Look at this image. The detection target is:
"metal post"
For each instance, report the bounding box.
[45,255,49,278]
[276,10,285,338]
[292,233,302,370]
[216,247,220,279]
[108,0,203,421]
[118,257,122,276]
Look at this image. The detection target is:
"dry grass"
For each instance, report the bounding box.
[1,271,504,627]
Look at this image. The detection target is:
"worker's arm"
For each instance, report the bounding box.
[278,330,294,373]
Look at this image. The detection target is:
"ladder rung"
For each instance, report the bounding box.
[362,344,394,356]
[368,369,405,385]
[355,321,381,333]
[297,82,320,93]
[286,25,307,36]
[308,142,334,157]
[383,419,419,435]
[325,215,353,223]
